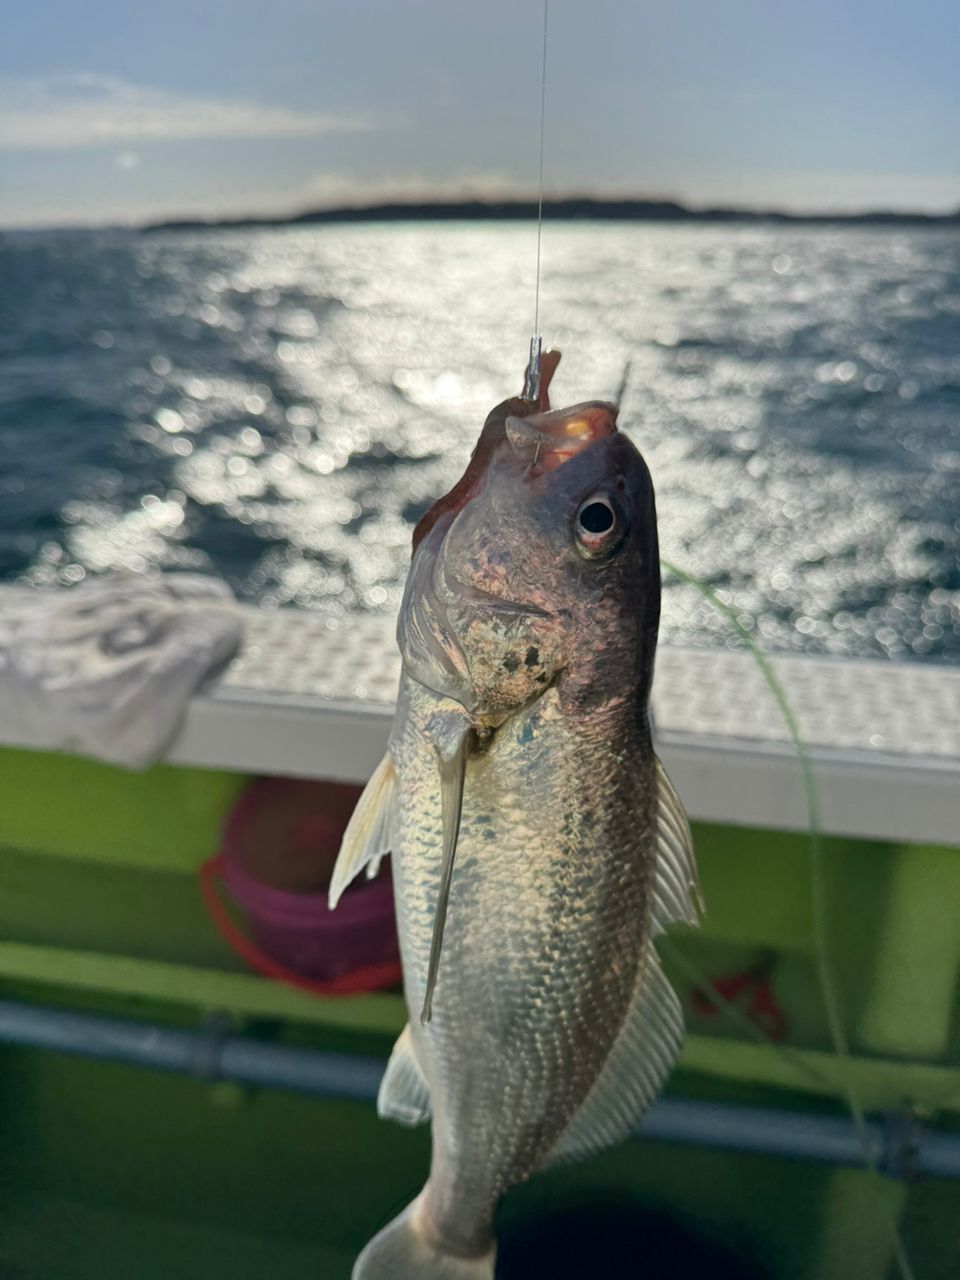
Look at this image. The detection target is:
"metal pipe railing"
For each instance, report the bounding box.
[0,997,956,1180]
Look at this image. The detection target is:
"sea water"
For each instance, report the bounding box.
[1,221,958,662]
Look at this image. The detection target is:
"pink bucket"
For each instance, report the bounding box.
[200,778,401,995]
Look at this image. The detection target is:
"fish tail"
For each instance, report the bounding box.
[353,1196,495,1280]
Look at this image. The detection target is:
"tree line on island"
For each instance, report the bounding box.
[143,195,960,234]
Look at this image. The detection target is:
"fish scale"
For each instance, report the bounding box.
[332,374,701,1280]
[391,673,657,1256]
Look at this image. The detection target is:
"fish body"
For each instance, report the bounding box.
[332,359,700,1279]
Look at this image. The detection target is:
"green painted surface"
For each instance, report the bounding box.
[2,934,960,1115]
[0,1046,958,1279]
[0,747,246,871]
[853,843,960,1060]
[0,1196,353,1280]
[0,939,404,1035]
[807,1171,906,1280]
[0,745,958,1276]
[692,822,816,950]
[0,845,242,971]
[689,821,960,1062]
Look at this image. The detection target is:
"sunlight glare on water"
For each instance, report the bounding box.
[1,222,958,662]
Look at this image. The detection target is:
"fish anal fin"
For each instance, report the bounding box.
[378,1025,432,1127]
[542,944,684,1168]
[328,753,396,909]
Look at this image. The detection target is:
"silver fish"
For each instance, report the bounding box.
[331,353,701,1280]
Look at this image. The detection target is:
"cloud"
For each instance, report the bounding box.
[0,73,373,150]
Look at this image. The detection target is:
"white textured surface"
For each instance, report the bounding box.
[224,610,401,706]
[654,646,960,761]
[219,605,960,762]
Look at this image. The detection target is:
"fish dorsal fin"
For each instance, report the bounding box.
[328,752,397,909]
[542,943,684,1168]
[650,757,703,934]
[542,765,701,1168]
[378,1025,432,1127]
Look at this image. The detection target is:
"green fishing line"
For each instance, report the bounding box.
[657,936,836,1094]
[661,558,917,1280]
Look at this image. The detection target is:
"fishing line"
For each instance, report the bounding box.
[523,0,549,402]
[656,937,836,1094]
[661,562,858,1100]
[533,0,548,340]
[661,558,917,1280]
[613,360,633,411]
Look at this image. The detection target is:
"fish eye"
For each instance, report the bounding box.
[573,492,625,560]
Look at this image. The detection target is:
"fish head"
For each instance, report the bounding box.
[399,368,660,723]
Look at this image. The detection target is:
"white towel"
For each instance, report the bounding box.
[0,573,243,769]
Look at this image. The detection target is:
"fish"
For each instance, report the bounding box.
[330,350,701,1280]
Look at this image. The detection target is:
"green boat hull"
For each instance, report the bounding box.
[0,746,957,1278]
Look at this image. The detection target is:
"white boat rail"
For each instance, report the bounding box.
[150,607,960,847]
[1,596,957,846]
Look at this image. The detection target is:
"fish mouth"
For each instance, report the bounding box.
[506,401,619,476]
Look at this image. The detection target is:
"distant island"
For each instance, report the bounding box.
[143,195,960,234]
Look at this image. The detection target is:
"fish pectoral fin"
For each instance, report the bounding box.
[650,756,704,934]
[542,943,684,1168]
[420,714,471,1025]
[328,752,397,909]
[378,1025,432,1127]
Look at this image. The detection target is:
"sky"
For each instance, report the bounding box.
[2,0,959,228]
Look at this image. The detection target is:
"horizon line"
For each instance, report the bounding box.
[5,192,960,236]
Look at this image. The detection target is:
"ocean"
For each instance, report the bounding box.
[1,221,958,663]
